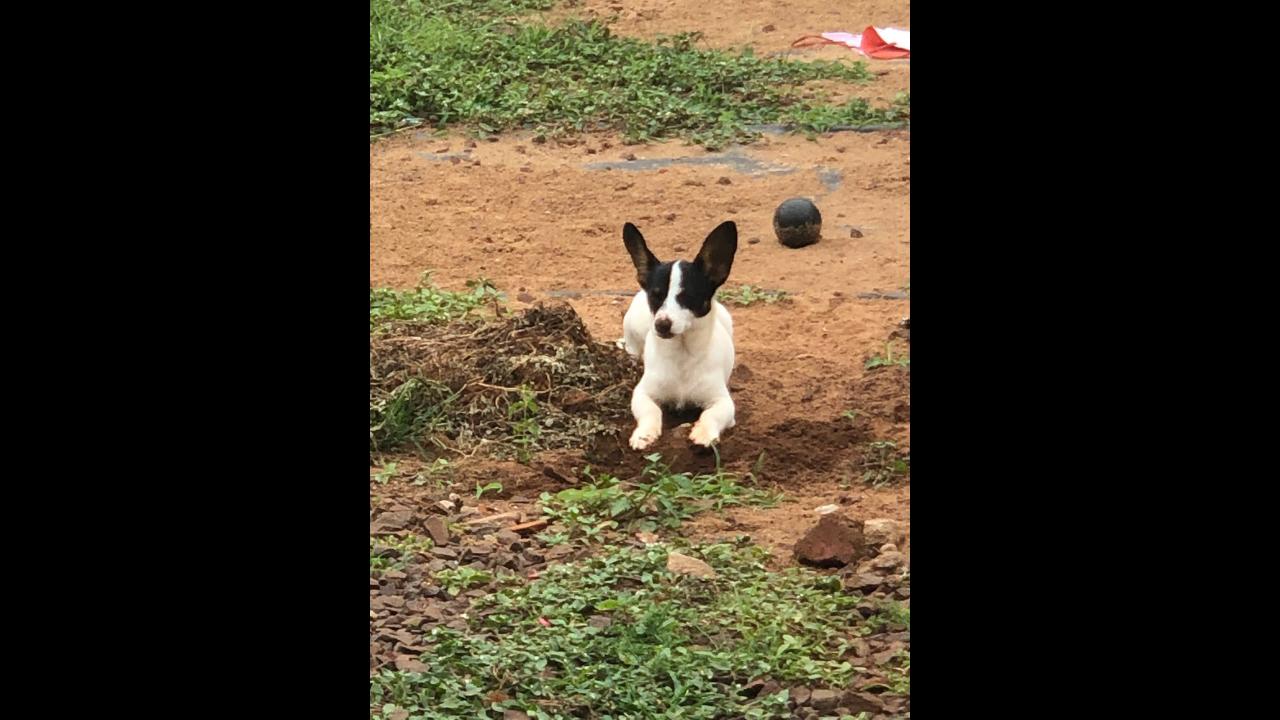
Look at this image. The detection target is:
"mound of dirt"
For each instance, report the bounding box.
[370,303,640,458]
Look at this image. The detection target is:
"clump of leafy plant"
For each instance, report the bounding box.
[370,273,499,330]
[865,342,909,370]
[370,534,434,577]
[507,384,541,463]
[371,542,879,719]
[717,284,789,306]
[540,453,780,540]
[433,567,495,595]
[859,440,909,486]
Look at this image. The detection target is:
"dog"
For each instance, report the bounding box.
[619,220,738,450]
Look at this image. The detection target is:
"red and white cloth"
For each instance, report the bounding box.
[792,27,910,59]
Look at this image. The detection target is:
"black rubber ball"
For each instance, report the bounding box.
[773,197,822,248]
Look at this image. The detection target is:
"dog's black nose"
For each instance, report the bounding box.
[654,318,673,336]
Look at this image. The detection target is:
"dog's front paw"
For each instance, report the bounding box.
[630,427,659,450]
[688,422,719,448]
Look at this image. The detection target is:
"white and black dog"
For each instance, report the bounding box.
[619,220,738,450]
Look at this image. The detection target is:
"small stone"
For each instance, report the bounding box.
[791,686,812,706]
[428,546,458,560]
[371,544,400,559]
[394,655,428,672]
[665,213,677,221]
[842,691,887,714]
[794,514,866,568]
[467,542,496,558]
[863,519,906,548]
[424,516,450,546]
[672,244,686,253]
[384,569,407,580]
[762,24,776,32]
[372,511,413,532]
[516,291,535,303]
[666,552,717,579]
[748,237,760,244]
[587,615,612,629]
[448,493,462,503]
[850,227,864,238]
[496,530,522,549]
[503,711,531,720]
[682,179,704,186]
[880,543,898,554]
[809,689,839,711]
[843,573,884,592]
[433,500,455,513]
[871,551,906,571]
[814,504,840,515]
[624,152,637,161]
[717,176,732,185]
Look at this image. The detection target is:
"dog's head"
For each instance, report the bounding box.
[623,220,737,339]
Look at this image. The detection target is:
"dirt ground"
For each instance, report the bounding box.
[370,0,909,565]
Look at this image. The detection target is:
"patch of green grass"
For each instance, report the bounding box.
[370,0,907,148]
[541,453,780,540]
[865,342,909,370]
[370,273,500,329]
[717,284,789,306]
[371,542,873,719]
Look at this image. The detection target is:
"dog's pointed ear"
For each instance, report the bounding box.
[694,221,737,288]
[623,222,660,287]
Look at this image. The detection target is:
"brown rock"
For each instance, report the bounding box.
[393,655,427,672]
[844,573,884,592]
[872,551,906,571]
[809,689,839,711]
[790,686,812,706]
[794,514,866,568]
[372,511,413,532]
[863,518,906,548]
[842,691,887,714]
[666,552,717,579]
[424,516,450,546]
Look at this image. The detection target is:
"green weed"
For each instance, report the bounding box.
[717,284,789,306]
[371,543,873,719]
[540,453,779,540]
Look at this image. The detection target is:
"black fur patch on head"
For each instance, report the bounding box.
[643,262,673,313]
[670,261,717,317]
